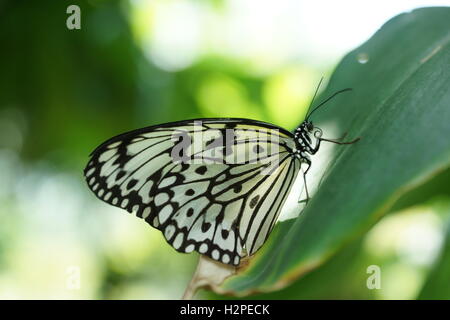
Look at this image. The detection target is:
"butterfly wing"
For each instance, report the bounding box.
[84,118,300,265]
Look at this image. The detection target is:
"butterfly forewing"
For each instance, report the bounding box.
[84,118,301,265]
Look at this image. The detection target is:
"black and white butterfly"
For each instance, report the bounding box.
[84,86,359,266]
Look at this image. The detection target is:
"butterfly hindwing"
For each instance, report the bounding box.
[84,118,300,265]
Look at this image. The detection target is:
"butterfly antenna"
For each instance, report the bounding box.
[305,77,324,119]
[306,88,352,121]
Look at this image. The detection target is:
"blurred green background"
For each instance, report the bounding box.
[0,0,449,299]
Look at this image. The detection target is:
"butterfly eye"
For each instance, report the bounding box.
[306,122,314,131]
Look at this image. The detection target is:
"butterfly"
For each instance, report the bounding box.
[84,84,359,266]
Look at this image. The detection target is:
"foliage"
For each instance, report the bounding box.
[214,7,450,297]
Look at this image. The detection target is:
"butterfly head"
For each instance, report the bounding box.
[294,120,323,152]
[304,120,314,132]
[296,120,315,135]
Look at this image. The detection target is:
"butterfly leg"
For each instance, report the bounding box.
[298,159,311,204]
[312,128,360,150]
[335,131,348,141]
[319,136,360,145]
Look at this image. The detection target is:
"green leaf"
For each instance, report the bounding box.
[417,201,450,300]
[219,7,450,295]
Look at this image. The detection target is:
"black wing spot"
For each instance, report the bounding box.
[195,166,207,175]
[201,222,211,232]
[185,189,195,196]
[126,179,138,189]
[186,208,194,217]
[233,184,242,193]
[221,229,229,239]
[250,195,260,208]
[117,170,126,180]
